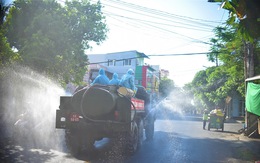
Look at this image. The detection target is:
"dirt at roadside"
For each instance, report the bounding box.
[231,134,260,162]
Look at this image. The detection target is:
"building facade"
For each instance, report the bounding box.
[85,50,160,95]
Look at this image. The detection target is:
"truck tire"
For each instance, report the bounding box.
[145,119,154,141]
[83,135,95,152]
[126,121,138,155]
[65,130,82,157]
[138,120,144,148]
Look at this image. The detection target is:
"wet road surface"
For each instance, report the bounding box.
[1,118,260,163]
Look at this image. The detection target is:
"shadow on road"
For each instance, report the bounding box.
[0,138,57,163]
[1,129,260,163]
[70,129,260,163]
[209,130,240,134]
[74,138,133,162]
[127,131,260,163]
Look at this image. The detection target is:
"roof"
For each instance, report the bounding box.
[106,50,149,59]
[87,50,149,64]
[245,75,260,82]
[143,65,156,72]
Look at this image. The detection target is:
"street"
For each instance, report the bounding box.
[1,117,260,163]
[128,119,260,163]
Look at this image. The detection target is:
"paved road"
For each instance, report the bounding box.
[127,119,260,163]
[1,118,260,163]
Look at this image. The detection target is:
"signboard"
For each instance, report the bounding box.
[131,98,145,110]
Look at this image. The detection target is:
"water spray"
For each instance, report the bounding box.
[0,65,66,150]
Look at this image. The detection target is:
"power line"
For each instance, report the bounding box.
[97,0,220,29]
[57,0,224,54]
[95,0,223,46]
[57,0,222,47]
[88,52,214,65]
[106,15,174,40]
[100,0,224,24]
[104,11,213,32]
[147,52,212,57]
[105,10,212,43]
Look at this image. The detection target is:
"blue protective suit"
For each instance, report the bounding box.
[119,69,136,91]
[91,68,109,85]
[109,73,120,85]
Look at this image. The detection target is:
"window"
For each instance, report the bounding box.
[124,59,131,66]
[108,59,116,66]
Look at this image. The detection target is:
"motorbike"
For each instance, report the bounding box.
[12,110,43,148]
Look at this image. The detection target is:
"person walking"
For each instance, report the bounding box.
[203,109,209,130]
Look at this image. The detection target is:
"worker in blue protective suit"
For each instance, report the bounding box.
[109,73,120,85]
[119,69,137,92]
[91,68,109,85]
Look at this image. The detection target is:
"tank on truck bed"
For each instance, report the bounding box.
[55,84,156,157]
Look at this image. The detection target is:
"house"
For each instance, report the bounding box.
[85,50,160,95]
[225,92,245,118]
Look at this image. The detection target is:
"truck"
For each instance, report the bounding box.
[55,84,156,156]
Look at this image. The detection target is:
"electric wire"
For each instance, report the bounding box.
[95,0,220,29]
[106,15,174,40]
[104,11,213,32]
[99,0,224,24]
[88,52,218,65]
[56,0,226,49]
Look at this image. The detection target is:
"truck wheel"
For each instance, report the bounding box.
[83,135,95,152]
[145,120,154,141]
[65,130,81,157]
[138,120,144,148]
[126,121,138,155]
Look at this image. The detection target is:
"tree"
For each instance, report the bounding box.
[186,69,217,110]
[188,21,260,111]
[159,78,175,98]
[4,0,108,84]
[218,0,260,79]
[188,0,260,113]
[212,0,260,41]
[208,25,246,95]
[188,24,245,110]
[0,0,9,25]
[0,0,19,68]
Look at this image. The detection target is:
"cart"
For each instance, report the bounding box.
[208,114,224,131]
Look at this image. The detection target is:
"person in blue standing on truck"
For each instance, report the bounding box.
[91,68,109,85]
[109,73,120,85]
[119,69,137,93]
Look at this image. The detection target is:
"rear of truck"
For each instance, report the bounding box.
[56,85,150,156]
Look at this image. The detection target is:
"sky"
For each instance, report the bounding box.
[86,0,229,87]
[5,0,228,87]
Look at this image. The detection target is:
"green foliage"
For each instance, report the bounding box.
[0,31,20,67]
[0,0,9,25]
[221,0,260,42]
[159,78,175,98]
[187,0,260,111]
[188,23,249,110]
[0,0,20,68]
[187,69,216,110]
[4,0,108,84]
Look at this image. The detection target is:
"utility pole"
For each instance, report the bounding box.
[244,41,255,79]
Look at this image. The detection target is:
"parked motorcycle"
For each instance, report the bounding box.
[12,111,35,147]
